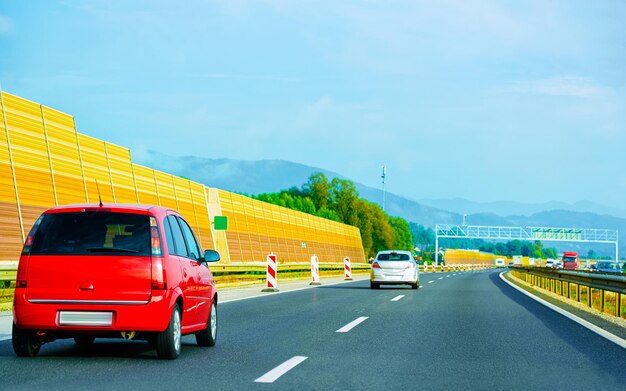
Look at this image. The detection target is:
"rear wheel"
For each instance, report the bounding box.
[411,282,418,289]
[156,304,182,359]
[12,324,40,357]
[74,335,95,346]
[370,282,380,289]
[196,301,217,347]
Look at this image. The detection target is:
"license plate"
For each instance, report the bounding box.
[386,275,402,281]
[58,311,113,326]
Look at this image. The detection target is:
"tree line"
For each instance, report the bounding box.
[252,173,413,258]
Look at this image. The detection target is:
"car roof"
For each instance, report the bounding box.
[43,204,175,215]
[376,250,412,254]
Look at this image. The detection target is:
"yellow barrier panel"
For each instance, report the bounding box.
[0,90,366,265]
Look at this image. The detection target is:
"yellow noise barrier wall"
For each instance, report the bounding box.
[0,91,365,264]
[444,249,499,264]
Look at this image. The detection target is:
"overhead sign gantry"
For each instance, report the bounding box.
[435,224,619,264]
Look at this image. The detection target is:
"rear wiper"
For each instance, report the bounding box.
[86,247,139,253]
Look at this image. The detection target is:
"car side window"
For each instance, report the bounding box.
[177,217,202,261]
[163,216,177,255]
[166,215,188,257]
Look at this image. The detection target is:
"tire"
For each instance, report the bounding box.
[156,304,182,360]
[12,323,40,357]
[195,301,217,347]
[74,335,95,346]
[411,282,418,290]
[370,282,380,289]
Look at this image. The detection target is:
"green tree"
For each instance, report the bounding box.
[329,178,359,225]
[389,216,413,251]
[303,173,331,211]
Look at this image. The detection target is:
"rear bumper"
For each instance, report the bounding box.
[371,270,418,284]
[12,288,174,332]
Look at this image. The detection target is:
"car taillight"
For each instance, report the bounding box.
[151,258,167,290]
[150,216,162,256]
[16,280,27,288]
[406,263,414,269]
[21,215,43,255]
[372,262,381,269]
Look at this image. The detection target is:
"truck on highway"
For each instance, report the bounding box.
[562,251,579,270]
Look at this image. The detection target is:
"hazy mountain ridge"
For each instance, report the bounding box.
[138,152,625,257]
[419,197,626,219]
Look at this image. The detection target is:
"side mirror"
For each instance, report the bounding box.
[204,249,221,263]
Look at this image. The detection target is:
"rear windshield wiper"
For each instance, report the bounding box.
[86,247,139,253]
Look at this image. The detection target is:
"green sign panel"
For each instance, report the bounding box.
[214,216,228,231]
[531,228,582,241]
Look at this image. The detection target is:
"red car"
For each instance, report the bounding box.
[12,204,220,359]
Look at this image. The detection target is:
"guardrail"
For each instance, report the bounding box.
[509,266,626,320]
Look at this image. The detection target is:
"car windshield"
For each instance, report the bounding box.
[377,253,410,261]
[30,211,151,256]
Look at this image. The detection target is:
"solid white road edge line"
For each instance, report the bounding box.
[254,356,308,383]
[499,272,626,350]
[336,317,368,333]
[391,295,405,302]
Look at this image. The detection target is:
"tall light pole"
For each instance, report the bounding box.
[381,165,386,212]
[463,214,467,226]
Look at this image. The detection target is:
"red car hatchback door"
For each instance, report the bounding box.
[25,209,153,305]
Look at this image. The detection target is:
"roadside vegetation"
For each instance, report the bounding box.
[253,173,413,258]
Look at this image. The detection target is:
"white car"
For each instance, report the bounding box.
[370,250,420,289]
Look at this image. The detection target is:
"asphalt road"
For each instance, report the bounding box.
[1,270,625,391]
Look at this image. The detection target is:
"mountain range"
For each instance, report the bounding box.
[138,151,625,258]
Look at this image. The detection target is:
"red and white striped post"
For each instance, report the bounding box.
[310,254,321,286]
[262,253,279,292]
[344,256,353,281]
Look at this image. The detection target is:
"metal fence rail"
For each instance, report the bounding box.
[510,267,626,320]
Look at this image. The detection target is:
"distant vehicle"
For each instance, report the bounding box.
[562,252,579,270]
[512,255,523,266]
[545,258,561,269]
[370,250,419,289]
[495,258,505,267]
[507,262,515,268]
[13,204,221,359]
[594,261,623,274]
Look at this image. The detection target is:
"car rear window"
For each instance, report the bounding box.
[377,253,410,261]
[30,211,151,256]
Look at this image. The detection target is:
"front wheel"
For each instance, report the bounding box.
[12,324,40,357]
[156,304,182,359]
[196,301,217,347]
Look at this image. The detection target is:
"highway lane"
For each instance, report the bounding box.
[0,270,625,390]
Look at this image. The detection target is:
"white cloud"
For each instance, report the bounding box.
[509,76,608,98]
[0,14,13,34]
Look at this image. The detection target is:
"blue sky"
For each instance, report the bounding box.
[1,0,625,209]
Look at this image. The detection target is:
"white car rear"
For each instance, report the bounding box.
[370,250,419,289]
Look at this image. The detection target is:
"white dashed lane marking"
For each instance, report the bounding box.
[255,356,308,383]
[391,295,405,302]
[336,317,368,333]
